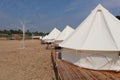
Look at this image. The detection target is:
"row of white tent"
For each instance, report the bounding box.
[43,4,120,71]
[42,25,74,43]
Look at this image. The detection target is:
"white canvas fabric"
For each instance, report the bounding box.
[62,49,120,71]
[42,35,48,43]
[60,4,120,51]
[59,4,120,71]
[42,35,48,40]
[56,25,74,41]
[46,28,61,42]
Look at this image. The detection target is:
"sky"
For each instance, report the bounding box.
[0,0,120,32]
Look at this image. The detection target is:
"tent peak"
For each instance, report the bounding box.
[53,27,60,31]
[66,25,72,28]
[53,27,57,30]
[96,4,104,11]
[98,4,102,6]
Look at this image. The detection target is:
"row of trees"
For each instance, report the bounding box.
[0,29,48,36]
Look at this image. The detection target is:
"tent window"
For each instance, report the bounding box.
[119,52,120,56]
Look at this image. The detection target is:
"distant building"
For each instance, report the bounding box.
[32,36,42,40]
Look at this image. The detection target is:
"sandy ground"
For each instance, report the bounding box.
[0,40,55,80]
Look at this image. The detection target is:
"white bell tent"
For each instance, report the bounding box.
[42,35,48,40]
[46,28,61,43]
[59,4,120,71]
[55,25,74,43]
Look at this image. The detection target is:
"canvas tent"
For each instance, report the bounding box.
[42,35,48,40]
[59,4,120,71]
[41,35,48,44]
[45,28,61,43]
[55,25,74,44]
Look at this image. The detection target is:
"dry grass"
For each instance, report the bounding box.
[0,40,55,80]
